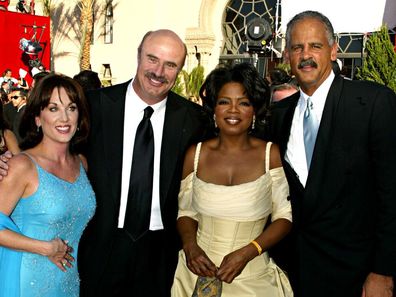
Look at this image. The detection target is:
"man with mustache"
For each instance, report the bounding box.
[77,30,209,297]
[267,11,396,297]
[0,29,209,296]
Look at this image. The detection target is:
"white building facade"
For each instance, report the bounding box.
[9,0,396,83]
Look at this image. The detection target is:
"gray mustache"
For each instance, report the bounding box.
[298,59,318,69]
[145,72,169,84]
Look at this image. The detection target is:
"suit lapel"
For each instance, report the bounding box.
[160,93,186,206]
[101,81,130,207]
[304,76,344,211]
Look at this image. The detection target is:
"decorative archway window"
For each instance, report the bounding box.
[222,0,278,55]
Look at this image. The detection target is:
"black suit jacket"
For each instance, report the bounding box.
[267,76,396,297]
[2,102,16,128]
[13,105,25,143]
[78,81,209,294]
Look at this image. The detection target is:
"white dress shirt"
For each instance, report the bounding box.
[285,71,335,186]
[17,103,26,112]
[118,80,166,230]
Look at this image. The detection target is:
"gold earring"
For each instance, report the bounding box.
[252,115,256,130]
[213,115,217,128]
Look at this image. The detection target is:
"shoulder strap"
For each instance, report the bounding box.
[193,142,202,175]
[77,154,87,173]
[19,152,41,174]
[19,151,36,164]
[265,142,272,172]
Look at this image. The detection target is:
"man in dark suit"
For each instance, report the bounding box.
[267,11,396,297]
[9,87,27,143]
[75,30,209,296]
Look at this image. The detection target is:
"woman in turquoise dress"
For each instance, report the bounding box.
[0,74,96,297]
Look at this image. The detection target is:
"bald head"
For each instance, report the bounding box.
[137,29,187,67]
[133,29,187,104]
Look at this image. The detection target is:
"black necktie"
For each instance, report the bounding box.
[124,106,154,241]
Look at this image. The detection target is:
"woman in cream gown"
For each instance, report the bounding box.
[171,63,293,297]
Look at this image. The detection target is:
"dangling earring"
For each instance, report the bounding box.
[251,115,256,130]
[36,125,41,133]
[213,115,217,128]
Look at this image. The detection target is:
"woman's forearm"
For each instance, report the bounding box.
[0,229,51,256]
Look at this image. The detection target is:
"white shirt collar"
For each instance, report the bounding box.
[17,102,26,112]
[298,71,335,119]
[285,71,335,187]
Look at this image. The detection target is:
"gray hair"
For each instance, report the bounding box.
[285,11,335,48]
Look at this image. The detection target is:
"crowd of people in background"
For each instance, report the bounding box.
[0,9,395,297]
[0,0,35,14]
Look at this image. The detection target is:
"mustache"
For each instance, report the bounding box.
[298,59,318,69]
[145,72,169,84]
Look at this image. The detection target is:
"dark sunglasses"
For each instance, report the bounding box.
[10,95,23,100]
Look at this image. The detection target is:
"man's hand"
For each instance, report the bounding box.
[0,151,12,180]
[362,272,394,297]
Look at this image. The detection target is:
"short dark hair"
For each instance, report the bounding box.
[285,10,335,48]
[2,68,11,76]
[199,62,270,131]
[10,87,28,98]
[270,68,292,86]
[73,70,102,91]
[32,71,50,84]
[19,74,90,153]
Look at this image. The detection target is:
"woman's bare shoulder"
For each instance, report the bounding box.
[200,138,218,152]
[0,153,36,196]
[78,154,88,171]
[268,142,282,169]
[182,143,198,178]
[250,137,267,147]
[7,153,35,176]
[0,153,37,214]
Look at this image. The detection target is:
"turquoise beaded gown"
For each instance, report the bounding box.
[0,155,96,297]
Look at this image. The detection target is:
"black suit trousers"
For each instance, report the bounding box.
[93,229,175,297]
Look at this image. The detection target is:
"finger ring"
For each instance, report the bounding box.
[62,261,67,267]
